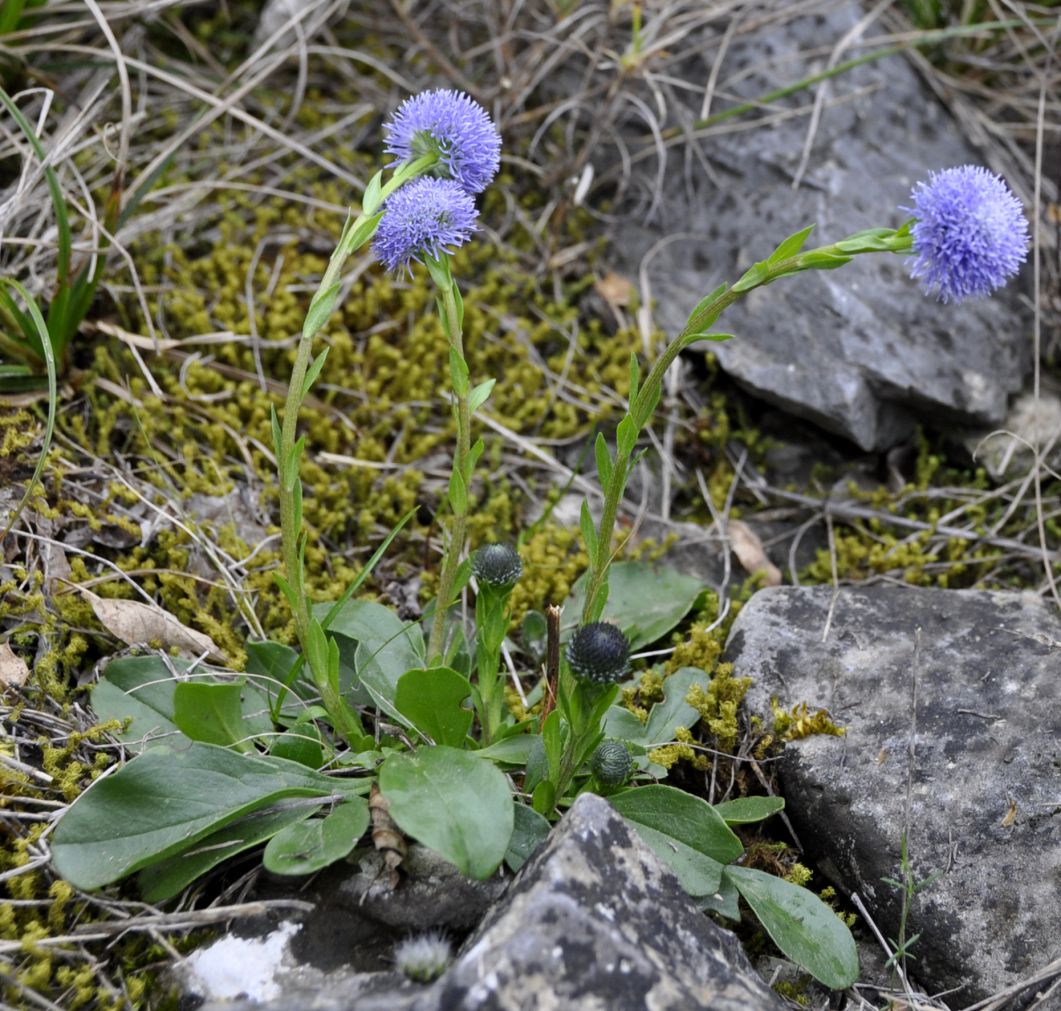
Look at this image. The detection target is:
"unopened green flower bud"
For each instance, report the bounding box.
[591,740,633,786]
[472,543,522,588]
[565,622,630,684]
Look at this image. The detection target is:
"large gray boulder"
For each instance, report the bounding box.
[725,585,1061,1003]
[193,794,783,1010]
[611,1,1029,451]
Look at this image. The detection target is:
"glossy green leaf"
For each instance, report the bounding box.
[379,746,514,879]
[713,795,785,825]
[726,865,859,988]
[566,562,704,650]
[51,742,364,890]
[262,799,369,876]
[609,785,743,896]
[394,667,473,747]
[138,803,317,903]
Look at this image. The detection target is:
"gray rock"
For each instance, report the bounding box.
[611,1,1029,451]
[195,794,783,1010]
[417,793,783,1011]
[725,584,1061,1002]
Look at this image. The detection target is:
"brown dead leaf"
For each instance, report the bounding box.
[594,271,634,310]
[728,520,782,586]
[0,641,29,690]
[1001,798,1018,828]
[78,587,224,661]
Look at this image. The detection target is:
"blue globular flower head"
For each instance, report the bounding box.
[384,89,501,195]
[374,177,478,274]
[905,165,1029,303]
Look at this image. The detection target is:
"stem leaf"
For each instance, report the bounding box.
[594,432,612,487]
[579,500,598,568]
[303,281,342,340]
[468,378,496,414]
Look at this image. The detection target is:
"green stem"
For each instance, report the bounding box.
[580,230,913,624]
[428,281,472,663]
[277,153,436,737]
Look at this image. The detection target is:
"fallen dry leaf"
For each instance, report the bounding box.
[594,271,634,310]
[78,587,224,661]
[728,520,782,586]
[0,641,30,690]
[1001,798,1018,828]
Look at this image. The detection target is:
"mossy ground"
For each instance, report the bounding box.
[1,3,1057,1007]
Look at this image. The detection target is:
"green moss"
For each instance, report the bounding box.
[770,699,845,742]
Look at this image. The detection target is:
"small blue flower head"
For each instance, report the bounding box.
[384,89,501,195]
[905,165,1029,303]
[374,177,478,274]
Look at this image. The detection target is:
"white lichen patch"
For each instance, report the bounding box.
[179,920,301,1002]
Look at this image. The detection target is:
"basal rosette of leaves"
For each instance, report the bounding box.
[46,83,1030,993]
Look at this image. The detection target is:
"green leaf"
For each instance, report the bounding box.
[796,250,852,271]
[604,667,708,747]
[608,785,743,896]
[683,282,729,333]
[451,281,464,331]
[766,224,816,264]
[726,865,859,988]
[361,169,384,216]
[713,795,785,825]
[468,378,495,414]
[262,799,369,876]
[50,742,363,890]
[269,723,325,769]
[448,347,470,397]
[698,870,740,920]
[173,682,254,752]
[731,261,770,294]
[425,253,452,291]
[379,746,514,879]
[394,667,473,747]
[579,500,598,568]
[316,600,425,725]
[628,353,640,401]
[473,733,536,766]
[301,347,330,398]
[615,414,638,459]
[565,562,704,650]
[270,405,282,460]
[593,433,612,487]
[90,656,182,752]
[344,211,384,253]
[833,227,900,253]
[303,281,342,339]
[681,331,735,349]
[449,467,468,514]
[505,802,551,872]
[138,803,317,903]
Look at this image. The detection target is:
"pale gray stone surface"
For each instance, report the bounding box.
[195,794,783,1011]
[726,585,1061,1003]
[611,1,1029,451]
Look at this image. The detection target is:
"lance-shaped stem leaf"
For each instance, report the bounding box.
[580,224,913,623]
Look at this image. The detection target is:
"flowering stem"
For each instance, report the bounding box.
[428,267,473,663]
[277,153,436,743]
[581,226,913,624]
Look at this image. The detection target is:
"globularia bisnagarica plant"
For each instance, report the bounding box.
[50,91,1029,989]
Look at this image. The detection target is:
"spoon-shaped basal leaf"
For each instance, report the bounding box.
[51,741,368,890]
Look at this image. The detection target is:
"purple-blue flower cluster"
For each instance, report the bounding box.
[384,89,501,196]
[374,177,478,274]
[376,90,501,275]
[906,165,1029,303]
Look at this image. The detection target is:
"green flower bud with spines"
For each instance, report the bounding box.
[591,740,633,786]
[471,542,522,588]
[565,622,630,685]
